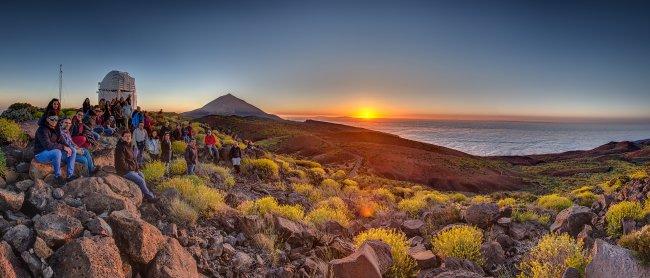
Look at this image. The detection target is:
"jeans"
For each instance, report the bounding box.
[104,128,115,136]
[136,141,146,166]
[124,171,155,200]
[206,145,219,159]
[187,163,195,175]
[35,148,76,178]
[183,135,191,143]
[93,127,104,135]
[75,149,95,174]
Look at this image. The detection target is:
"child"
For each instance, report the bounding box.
[184,138,198,175]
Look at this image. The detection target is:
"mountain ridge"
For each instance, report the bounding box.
[183,93,282,120]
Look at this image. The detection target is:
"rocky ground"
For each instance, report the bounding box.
[0,116,649,278]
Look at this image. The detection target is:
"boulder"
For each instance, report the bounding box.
[562,267,580,278]
[11,180,34,192]
[29,159,88,181]
[63,175,143,215]
[274,216,308,246]
[442,257,485,276]
[146,237,198,278]
[15,162,29,174]
[480,241,505,267]
[328,240,393,278]
[33,236,53,259]
[2,224,34,253]
[585,239,650,278]
[463,203,499,228]
[409,249,439,269]
[85,217,113,237]
[550,205,595,237]
[50,235,124,278]
[108,209,165,265]
[402,219,424,237]
[232,251,254,271]
[26,179,54,212]
[0,241,30,278]
[34,213,84,248]
[0,188,24,211]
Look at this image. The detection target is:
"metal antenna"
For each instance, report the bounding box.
[58,64,63,102]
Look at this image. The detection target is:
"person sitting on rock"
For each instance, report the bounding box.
[34,115,78,185]
[133,122,148,167]
[184,138,199,175]
[104,116,117,136]
[115,130,156,202]
[161,132,172,172]
[38,98,62,127]
[59,117,96,176]
[229,143,242,173]
[204,130,219,162]
[146,130,161,161]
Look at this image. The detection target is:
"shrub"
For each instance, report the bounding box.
[158,177,225,216]
[169,159,187,175]
[0,150,5,177]
[398,197,427,216]
[354,228,417,278]
[600,176,628,194]
[331,170,347,180]
[431,225,484,265]
[242,158,280,180]
[306,206,350,227]
[470,195,492,204]
[497,197,516,208]
[512,209,550,225]
[449,193,467,202]
[292,182,323,202]
[619,225,650,265]
[142,161,166,183]
[341,178,358,188]
[537,194,573,211]
[320,178,340,194]
[295,159,321,168]
[196,163,235,187]
[308,167,326,182]
[570,186,593,195]
[645,199,650,215]
[169,198,199,226]
[573,191,597,207]
[373,188,396,203]
[244,196,304,221]
[605,201,644,237]
[518,233,589,278]
[287,169,307,179]
[0,118,23,143]
[629,169,649,180]
[171,141,187,155]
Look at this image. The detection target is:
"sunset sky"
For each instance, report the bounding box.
[1,1,649,120]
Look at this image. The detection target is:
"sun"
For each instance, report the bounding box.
[355,107,378,119]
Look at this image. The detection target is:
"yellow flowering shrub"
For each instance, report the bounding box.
[171,140,186,155]
[241,196,304,221]
[537,194,573,211]
[518,233,589,278]
[142,161,166,183]
[497,197,516,208]
[605,201,644,237]
[242,158,280,180]
[431,225,484,265]
[169,159,187,176]
[354,228,417,278]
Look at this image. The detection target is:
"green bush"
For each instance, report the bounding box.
[572,191,597,207]
[158,176,225,216]
[308,167,326,183]
[628,169,649,181]
[0,118,23,143]
[537,194,573,211]
[600,176,628,194]
[519,233,589,278]
[142,161,166,183]
[306,206,350,227]
[619,225,650,265]
[497,197,516,208]
[295,159,321,168]
[320,178,340,195]
[196,163,235,187]
[239,196,304,221]
[354,228,417,278]
[341,178,358,188]
[169,198,198,226]
[470,195,492,204]
[512,209,550,225]
[449,193,468,202]
[605,201,644,237]
[171,141,187,155]
[431,225,484,265]
[242,158,280,180]
[0,150,5,177]
[169,159,187,176]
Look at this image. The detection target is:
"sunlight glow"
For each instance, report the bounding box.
[355,107,378,119]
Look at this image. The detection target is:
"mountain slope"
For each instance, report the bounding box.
[183,94,281,120]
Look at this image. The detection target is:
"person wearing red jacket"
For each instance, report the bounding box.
[204,130,219,161]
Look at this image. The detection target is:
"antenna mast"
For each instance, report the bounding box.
[58,64,63,102]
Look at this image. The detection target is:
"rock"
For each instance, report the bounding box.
[409,250,439,269]
[34,213,84,248]
[622,220,637,235]
[480,241,505,267]
[463,203,499,228]
[497,217,511,226]
[402,219,424,237]
[63,175,143,215]
[550,205,596,237]
[328,240,393,278]
[239,214,263,235]
[2,224,34,252]
[562,267,580,278]
[0,241,30,278]
[0,188,24,211]
[232,251,254,271]
[432,269,484,278]
[26,179,54,213]
[3,171,18,184]
[442,257,485,276]
[508,222,528,240]
[33,236,53,259]
[12,180,34,192]
[29,159,88,181]
[146,237,199,278]
[577,225,594,250]
[324,220,348,236]
[20,251,42,277]
[50,236,125,278]
[274,216,308,246]
[52,188,64,199]
[108,209,165,264]
[85,217,113,237]
[585,239,650,278]
[15,162,29,174]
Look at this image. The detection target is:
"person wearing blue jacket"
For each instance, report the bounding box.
[130,106,144,131]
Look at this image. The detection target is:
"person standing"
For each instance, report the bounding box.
[114,130,156,202]
[34,115,77,185]
[122,96,133,130]
[131,106,144,131]
[161,132,172,172]
[132,122,148,167]
[82,98,91,115]
[204,130,219,161]
[146,130,161,161]
[229,143,242,173]
[184,138,198,175]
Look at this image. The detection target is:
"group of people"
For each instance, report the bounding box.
[32,97,245,203]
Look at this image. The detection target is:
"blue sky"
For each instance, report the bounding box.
[1,0,649,120]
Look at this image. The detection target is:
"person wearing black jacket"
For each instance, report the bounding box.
[161,132,172,171]
[114,130,156,201]
[34,115,77,185]
[229,144,242,173]
[184,138,198,175]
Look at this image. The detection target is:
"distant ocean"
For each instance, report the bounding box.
[288,117,650,156]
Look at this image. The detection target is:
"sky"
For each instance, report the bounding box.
[1,0,649,120]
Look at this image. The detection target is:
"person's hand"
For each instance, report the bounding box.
[64,146,73,156]
[77,148,84,154]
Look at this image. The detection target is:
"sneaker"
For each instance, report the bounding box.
[66,174,79,182]
[144,196,159,203]
[53,176,66,186]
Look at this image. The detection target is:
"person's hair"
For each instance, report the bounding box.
[45,98,61,116]
[83,98,90,104]
[121,130,131,136]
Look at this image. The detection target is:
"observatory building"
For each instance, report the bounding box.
[97,70,137,107]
